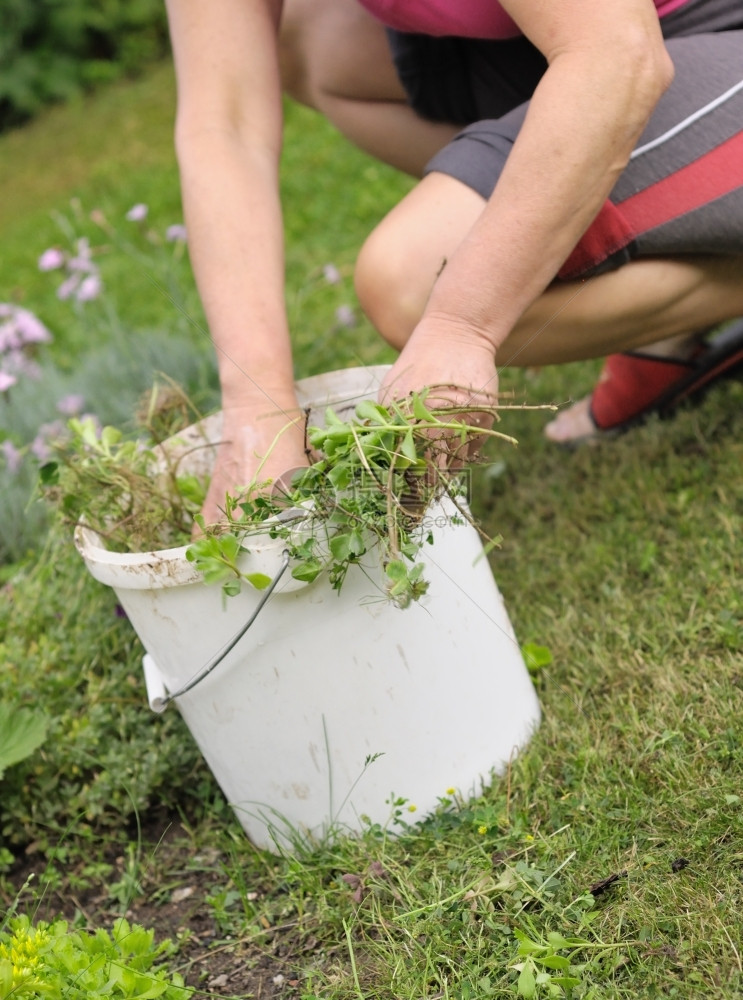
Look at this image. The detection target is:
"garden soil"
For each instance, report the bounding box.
[3,815,323,999]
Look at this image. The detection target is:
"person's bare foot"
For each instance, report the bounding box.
[543,396,596,443]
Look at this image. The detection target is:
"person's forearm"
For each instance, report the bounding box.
[177,131,295,406]
[425,45,673,353]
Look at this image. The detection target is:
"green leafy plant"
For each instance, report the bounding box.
[0,0,170,131]
[187,390,526,607]
[510,926,635,998]
[0,915,188,1000]
[0,704,47,781]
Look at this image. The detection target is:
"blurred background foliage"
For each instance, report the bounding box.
[0,0,169,132]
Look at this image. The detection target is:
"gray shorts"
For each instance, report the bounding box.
[388,0,743,277]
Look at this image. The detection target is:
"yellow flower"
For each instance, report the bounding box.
[477,825,488,835]
[524,833,534,842]
[0,922,49,991]
[407,804,417,813]
[445,787,456,796]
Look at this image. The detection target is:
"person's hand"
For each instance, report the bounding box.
[379,316,500,466]
[198,397,308,532]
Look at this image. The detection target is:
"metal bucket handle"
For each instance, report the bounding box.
[144,549,291,712]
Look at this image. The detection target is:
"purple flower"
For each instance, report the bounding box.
[0,305,51,352]
[126,203,148,222]
[0,371,17,393]
[323,263,341,285]
[0,440,22,474]
[13,307,52,345]
[38,247,66,271]
[165,224,187,242]
[57,274,81,301]
[0,320,19,353]
[30,436,52,463]
[335,304,357,329]
[57,394,85,416]
[30,420,65,462]
[76,273,102,302]
[4,350,41,380]
[67,255,96,274]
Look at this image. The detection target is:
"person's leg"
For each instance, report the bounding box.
[356,27,743,415]
[278,0,457,176]
[355,169,743,362]
[544,22,743,441]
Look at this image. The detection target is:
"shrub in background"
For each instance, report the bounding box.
[0,0,170,131]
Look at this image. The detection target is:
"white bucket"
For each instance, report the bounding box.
[75,366,540,850]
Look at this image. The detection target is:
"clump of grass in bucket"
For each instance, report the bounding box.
[188,389,527,608]
[37,380,207,553]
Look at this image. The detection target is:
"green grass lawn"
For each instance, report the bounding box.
[1,59,742,1000]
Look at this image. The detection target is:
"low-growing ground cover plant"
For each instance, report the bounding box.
[0,205,217,565]
[0,915,188,1000]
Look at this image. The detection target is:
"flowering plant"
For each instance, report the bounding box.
[0,916,187,1000]
[0,202,201,563]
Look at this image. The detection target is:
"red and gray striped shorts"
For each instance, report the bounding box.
[389,0,743,278]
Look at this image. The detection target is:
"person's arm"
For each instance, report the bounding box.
[383,0,674,401]
[165,0,306,523]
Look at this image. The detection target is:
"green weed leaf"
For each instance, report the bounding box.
[535,954,570,970]
[551,976,582,990]
[514,929,544,955]
[411,394,435,422]
[399,428,418,462]
[38,461,59,486]
[291,558,323,583]
[522,643,553,675]
[355,399,388,424]
[329,533,353,562]
[0,704,48,780]
[546,931,574,949]
[517,961,537,998]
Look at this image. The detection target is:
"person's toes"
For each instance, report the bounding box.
[544,396,597,443]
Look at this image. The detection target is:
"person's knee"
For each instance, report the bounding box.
[356,174,486,350]
[355,225,424,350]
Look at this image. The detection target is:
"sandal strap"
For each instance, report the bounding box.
[590,352,695,431]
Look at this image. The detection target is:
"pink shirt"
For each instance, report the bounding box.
[357,0,691,39]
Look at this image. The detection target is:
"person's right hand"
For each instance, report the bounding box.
[198,398,309,531]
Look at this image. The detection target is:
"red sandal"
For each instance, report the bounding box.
[589,318,743,434]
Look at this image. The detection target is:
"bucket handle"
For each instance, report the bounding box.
[147,549,291,711]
